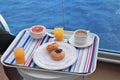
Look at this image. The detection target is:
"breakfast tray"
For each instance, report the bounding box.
[1,29,99,76]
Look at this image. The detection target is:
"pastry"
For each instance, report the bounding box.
[50,48,65,61]
[46,42,59,52]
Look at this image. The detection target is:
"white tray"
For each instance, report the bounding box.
[1,29,99,76]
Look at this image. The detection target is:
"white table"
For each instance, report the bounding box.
[18,68,82,80]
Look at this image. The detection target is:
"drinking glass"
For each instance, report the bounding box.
[54,27,64,41]
[14,48,25,64]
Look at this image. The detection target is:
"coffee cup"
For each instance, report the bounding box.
[74,29,89,45]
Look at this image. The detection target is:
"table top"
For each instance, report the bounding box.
[1,29,99,76]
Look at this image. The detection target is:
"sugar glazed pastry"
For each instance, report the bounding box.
[50,48,65,61]
[46,42,65,61]
[46,42,59,52]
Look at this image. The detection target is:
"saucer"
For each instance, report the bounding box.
[68,33,94,48]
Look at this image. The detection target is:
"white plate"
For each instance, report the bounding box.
[33,42,78,70]
[69,33,94,48]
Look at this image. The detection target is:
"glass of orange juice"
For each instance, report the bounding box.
[54,27,64,41]
[14,48,25,64]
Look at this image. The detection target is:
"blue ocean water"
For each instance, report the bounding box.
[0,0,120,52]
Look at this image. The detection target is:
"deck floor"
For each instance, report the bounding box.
[0,61,120,80]
[86,61,120,80]
[0,62,8,80]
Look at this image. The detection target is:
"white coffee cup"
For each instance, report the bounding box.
[74,29,89,45]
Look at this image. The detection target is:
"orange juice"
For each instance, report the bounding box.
[54,27,64,41]
[14,48,25,64]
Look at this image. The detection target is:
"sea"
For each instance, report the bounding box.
[0,0,120,52]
